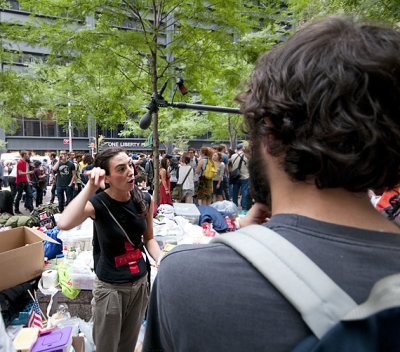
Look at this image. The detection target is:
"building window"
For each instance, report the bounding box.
[14,118,24,136]
[7,0,20,10]
[24,119,41,136]
[73,127,87,137]
[57,124,67,137]
[41,120,56,137]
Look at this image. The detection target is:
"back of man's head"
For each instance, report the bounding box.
[238,16,400,193]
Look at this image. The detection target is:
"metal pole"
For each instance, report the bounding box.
[68,100,73,152]
[169,102,241,114]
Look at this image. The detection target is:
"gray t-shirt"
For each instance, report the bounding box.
[55,160,74,187]
[143,214,400,352]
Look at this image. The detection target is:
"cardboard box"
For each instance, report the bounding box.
[0,227,58,291]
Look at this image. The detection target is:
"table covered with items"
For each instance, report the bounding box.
[0,200,242,351]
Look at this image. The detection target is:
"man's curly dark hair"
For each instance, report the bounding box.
[237,16,400,192]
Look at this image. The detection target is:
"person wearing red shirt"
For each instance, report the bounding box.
[14,150,34,214]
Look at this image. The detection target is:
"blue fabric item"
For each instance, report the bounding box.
[198,205,228,233]
[44,227,62,259]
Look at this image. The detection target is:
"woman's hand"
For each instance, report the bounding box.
[84,167,106,190]
[155,254,164,268]
[239,202,271,228]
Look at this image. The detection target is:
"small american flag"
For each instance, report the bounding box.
[28,299,43,329]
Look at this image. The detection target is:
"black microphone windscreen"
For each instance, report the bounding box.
[139,111,152,129]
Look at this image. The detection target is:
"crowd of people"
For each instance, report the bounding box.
[0,150,94,214]
[136,143,252,210]
[0,143,252,215]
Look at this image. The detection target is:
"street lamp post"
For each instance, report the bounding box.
[67,97,73,152]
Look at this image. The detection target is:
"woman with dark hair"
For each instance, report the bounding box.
[159,156,172,205]
[57,147,162,352]
[81,154,94,185]
[176,153,195,203]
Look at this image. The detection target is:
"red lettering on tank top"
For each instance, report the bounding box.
[114,241,143,273]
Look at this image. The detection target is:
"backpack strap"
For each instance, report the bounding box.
[343,273,400,321]
[212,224,357,338]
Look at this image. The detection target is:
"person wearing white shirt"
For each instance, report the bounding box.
[177,153,195,203]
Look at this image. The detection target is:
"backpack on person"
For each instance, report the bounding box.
[212,225,400,352]
[229,154,244,184]
[203,159,217,180]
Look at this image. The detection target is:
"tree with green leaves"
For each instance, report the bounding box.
[2,0,287,203]
[289,0,400,25]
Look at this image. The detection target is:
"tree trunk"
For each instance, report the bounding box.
[151,3,160,206]
[153,111,160,205]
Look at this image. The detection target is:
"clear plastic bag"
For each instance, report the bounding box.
[210,200,239,219]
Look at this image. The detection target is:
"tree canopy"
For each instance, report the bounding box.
[1,0,288,201]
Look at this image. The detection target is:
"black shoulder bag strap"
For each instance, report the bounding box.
[178,167,192,186]
[231,155,240,168]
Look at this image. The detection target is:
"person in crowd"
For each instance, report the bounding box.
[168,156,179,192]
[143,16,400,351]
[33,161,46,207]
[217,144,231,200]
[8,161,17,203]
[2,160,11,188]
[212,152,225,203]
[42,158,50,187]
[49,152,58,204]
[14,151,34,214]
[135,158,146,178]
[70,153,83,197]
[159,156,172,205]
[230,143,250,210]
[188,147,199,204]
[144,154,154,195]
[195,146,213,205]
[69,151,83,197]
[79,153,87,173]
[57,147,162,352]
[176,152,195,203]
[135,173,148,192]
[53,150,76,212]
[81,154,95,184]
[227,147,236,200]
[139,154,147,170]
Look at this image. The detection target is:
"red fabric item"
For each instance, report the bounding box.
[376,189,400,211]
[201,222,217,237]
[224,217,236,232]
